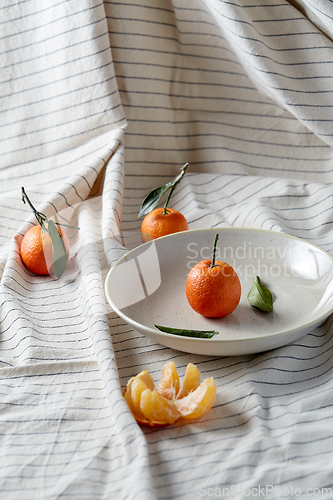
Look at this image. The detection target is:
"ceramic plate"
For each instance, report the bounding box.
[105,228,333,356]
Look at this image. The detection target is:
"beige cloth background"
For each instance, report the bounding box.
[1,1,333,499]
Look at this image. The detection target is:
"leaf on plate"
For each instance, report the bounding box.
[154,324,218,339]
[247,276,273,312]
[47,219,67,279]
[138,163,188,217]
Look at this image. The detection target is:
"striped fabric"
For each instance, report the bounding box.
[1,1,333,498]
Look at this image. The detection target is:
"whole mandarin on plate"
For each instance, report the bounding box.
[186,234,241,318]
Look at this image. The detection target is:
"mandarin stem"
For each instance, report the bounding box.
[162,163,189,215]
[22,187,80,231]
[21,187,47,229]
[210,233,219,268]
[163,187,174,215]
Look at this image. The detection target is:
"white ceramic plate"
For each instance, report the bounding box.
[105,228,333,356]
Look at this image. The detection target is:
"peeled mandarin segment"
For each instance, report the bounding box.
[140,389,180,425]
[123,383,137,416]
[157,361,180,400]
[136,370,155,391]
[177,363,201,399]
[175,378,216,420]
[123,364,216,426]
[123,379,150,425]
[131,377,150,415]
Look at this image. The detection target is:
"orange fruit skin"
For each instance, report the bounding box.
[186,260,241,318]
[141,207,188,242]
[20,225,69,276]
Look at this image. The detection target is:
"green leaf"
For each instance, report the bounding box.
[138,163,189,217]
[138,184,173,218]
[47,219,68,279]
[247,276,273,312]
[154,324,218,339]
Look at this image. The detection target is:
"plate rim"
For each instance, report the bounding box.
[105,227,333,346]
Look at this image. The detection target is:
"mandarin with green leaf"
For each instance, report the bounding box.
[20,224,69,276]
[20,187,76,278]
[139,163,189,242]
[141,207,188,242]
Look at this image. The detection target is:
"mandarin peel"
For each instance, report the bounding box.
[123,361,216,426]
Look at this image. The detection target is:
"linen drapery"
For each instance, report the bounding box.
[1,1,333,498]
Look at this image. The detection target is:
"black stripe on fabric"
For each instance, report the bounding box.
[0,74,116,117]
[0,46,112,87]
[125,131,327,149]
[0,136,122,176]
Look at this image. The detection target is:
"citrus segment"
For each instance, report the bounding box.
[175,378,216,420]
[123,378,150,425]
[177,363,201,399]
[157,361,180,401]
[140,389,180,425]
[123,363,216,426]
[131,377,150,415]
[136,370,155,391]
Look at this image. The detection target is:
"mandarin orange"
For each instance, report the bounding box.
[141,207,188,242]
[20,224,69,276]
[186,259,241,317]
[186,234,241,318]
